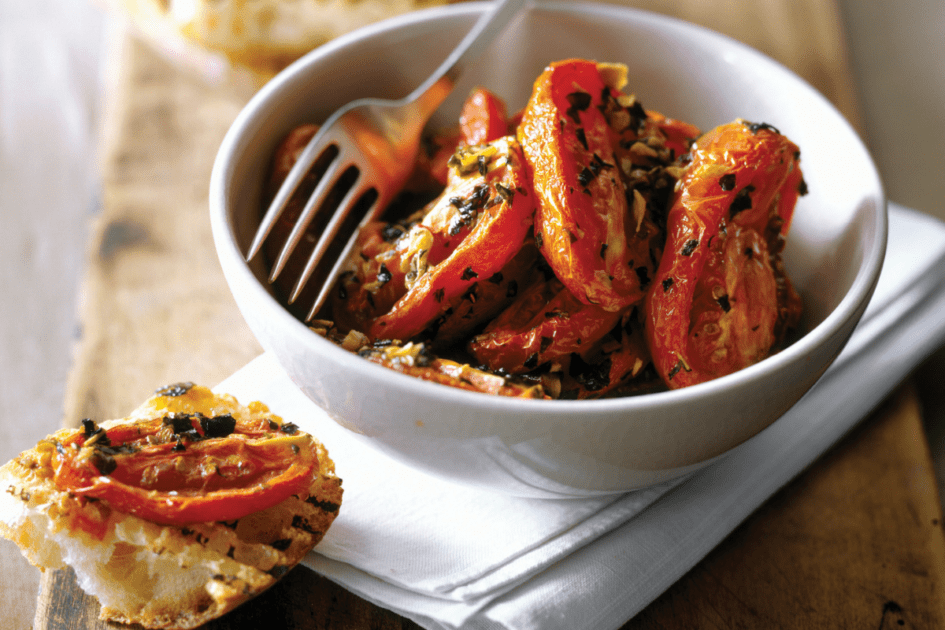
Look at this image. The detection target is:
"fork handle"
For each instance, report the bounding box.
[407,0,527,102]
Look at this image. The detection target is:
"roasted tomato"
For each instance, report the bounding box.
[469,276,624,374]
[431,240,541,349]
[331,219,414,333]
[519,59,653,312]
[370,136,535,342]
[359,341,546,398]
[560,309,654,399]
[411,87,509,189]
[646,111,702,160]
[459,87,509,146]
[645,120,804,388]
[50,413,319,526]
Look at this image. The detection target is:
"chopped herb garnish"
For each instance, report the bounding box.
[575,128,588,150]
[744,120,780,135]
[376,264,392,285]
[382,224,405,241]
[461,267,478,281]
[163,413,195,435]
[577,166,595,187]
[495,183,515,203]
[200,414,237,438]
[729,184,755,217]
[565,91,593,124]
[156,382,195,397]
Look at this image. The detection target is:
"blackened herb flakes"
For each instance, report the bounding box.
[575,128,589,150]
[729,185,756,218]
[382,223,406,242]
[376,264,393,286]
[156,382,195,397]
[81,419,109,445]
[743,120,780,135]
[448,184,491,236]
[200,414,237,438]
[163,413,196,435]
[461,267,479,281]
[494,183,515,203]
[565,91,593,124]
[279,422,300,435]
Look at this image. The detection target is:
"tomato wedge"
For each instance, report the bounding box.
[51,414,318,526]
[646,111,701,160]
[469,277,623,374]
[560,311,654,399]
[518,59,644,312]
[645,120,804,388]
[459,87,509,146]
[370,136,535,342]
[431,240,541,349]
[359,342,546,398]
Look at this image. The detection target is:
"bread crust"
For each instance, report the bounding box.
[108,0,449,79]
[0,383,342,629]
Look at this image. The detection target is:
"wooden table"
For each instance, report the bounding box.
[33,1,945,627]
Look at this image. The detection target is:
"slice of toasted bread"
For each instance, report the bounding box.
[0,383,342,629]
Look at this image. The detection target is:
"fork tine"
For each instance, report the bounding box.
[303,217,369,322]
[286,173,372,304]
[268,153,351,283]
[246,126,342,262]
[297,184,390,321]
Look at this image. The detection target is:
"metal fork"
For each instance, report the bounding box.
[246,0,526,322]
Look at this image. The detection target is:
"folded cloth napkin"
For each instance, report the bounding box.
[217,202,945,630]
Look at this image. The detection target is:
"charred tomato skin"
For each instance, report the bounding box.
[645,120,803,389]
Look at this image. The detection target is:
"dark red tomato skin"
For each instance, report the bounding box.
[371,137,535,342]
[645,120,803,389]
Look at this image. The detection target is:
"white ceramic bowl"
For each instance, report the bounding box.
[210,2,886,497]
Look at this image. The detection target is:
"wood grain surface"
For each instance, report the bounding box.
[33,1,945,627]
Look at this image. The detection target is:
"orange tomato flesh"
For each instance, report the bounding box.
[51,416,318,526]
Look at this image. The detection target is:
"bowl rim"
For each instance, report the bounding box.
[210,0,888,418]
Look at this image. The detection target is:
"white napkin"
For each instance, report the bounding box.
[217,202,945,630]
